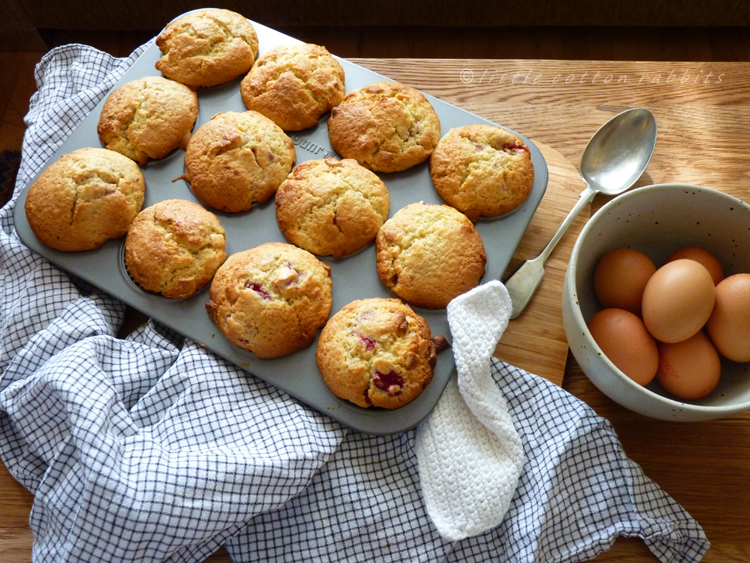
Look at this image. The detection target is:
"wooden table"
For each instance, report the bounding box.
[2,58,750,562]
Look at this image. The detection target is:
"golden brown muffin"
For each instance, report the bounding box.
[317,298,447,409]
[376,203,486,308]
[327,81,441,173]
[180,111,296,212]
[97,76,199,164]
[124,199,226,298]
[25,148,145,251]
[430,124,535,221]
[275,158,390,258]
[240,43,346,131]
[155,8,259,88]
[206,242,333,359]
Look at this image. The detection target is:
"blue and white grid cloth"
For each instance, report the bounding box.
[0,43,710,562]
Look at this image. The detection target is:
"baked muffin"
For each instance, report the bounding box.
[241,43,346,131]
[206,242,332,358]
[180,111,296,212]
[275,158,390,258]
[376,203,486,308]
[155,8,259,88]
[317,298,447,409]
[430,124,535,221]
[327,81,441,173]
[124,199,226,298]
[25,148,145,251]
[97,76,199,164]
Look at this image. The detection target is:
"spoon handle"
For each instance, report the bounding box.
[505,184,597,319]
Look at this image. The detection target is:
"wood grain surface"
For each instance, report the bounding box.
[3,57,750,563]
[495,140,586,383]
[357,58,750,563]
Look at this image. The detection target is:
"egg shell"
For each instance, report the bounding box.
[656,331,721,400]
[641,259,716,344]
[594,248,656,316]
[587,308,659,386]
[707,273,750,362]
[666,246,724,286]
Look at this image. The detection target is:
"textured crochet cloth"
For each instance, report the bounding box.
[0,43,711,562]
[416,281,524,541]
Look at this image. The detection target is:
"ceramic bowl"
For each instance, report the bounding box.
[562,183,750,421]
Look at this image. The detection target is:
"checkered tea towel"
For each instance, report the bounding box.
[0,42,710,563]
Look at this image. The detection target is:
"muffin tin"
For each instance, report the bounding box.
[13,20,548,435]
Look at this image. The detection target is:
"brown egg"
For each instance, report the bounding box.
[666,246,724,286]
[641,259,716,343]
[707,273,750,362]
[656,331,721,400]
[594,248,656,316]
[588,308,659,386]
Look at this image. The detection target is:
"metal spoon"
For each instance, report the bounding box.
[505,107,657,318]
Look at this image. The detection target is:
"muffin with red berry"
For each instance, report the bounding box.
[430,124,534,221]
[316,297,448,409]
[376,202,486,309]
[206,242,332,358]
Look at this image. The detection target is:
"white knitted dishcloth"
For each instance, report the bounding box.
[415,280,525,542]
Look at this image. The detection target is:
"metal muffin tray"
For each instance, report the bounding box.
[14,21,548,435]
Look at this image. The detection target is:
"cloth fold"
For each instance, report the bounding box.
[0,43,711,563]
[415,281,524,541]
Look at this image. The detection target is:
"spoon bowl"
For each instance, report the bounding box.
[505,108,657,318]
[581,108,658,195]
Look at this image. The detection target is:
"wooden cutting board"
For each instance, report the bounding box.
[494,140,585,385]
